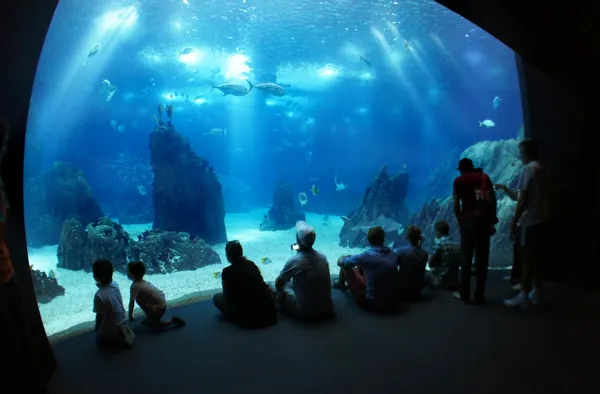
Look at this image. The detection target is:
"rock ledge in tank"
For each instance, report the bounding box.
[259,180,306,231]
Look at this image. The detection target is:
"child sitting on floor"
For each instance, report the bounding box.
[92,259,134,351]
[127,261,185,330]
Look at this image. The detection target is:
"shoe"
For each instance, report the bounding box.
[453,291,470,304]
[503,291,530,309]
[529,288,539,306]
[512,283,523,291]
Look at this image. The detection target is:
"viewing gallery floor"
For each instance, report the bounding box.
[48,271,599,394]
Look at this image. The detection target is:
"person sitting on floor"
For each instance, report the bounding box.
[425,220,462,291]
[275,221,333,321]
[127,261,185,330]
[92,259,134,350]
[333,226,400,313]
[213,240,277,328]
[395,225,429,301]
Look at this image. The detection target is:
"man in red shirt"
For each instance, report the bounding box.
[453,158,497,304]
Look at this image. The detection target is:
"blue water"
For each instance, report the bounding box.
[24,0,523,335]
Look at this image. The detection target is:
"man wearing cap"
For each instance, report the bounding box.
[275,221,333,320]
[333,226,400,312]
[453,158,498,304]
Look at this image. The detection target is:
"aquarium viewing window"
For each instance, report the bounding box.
[24,0,523,337]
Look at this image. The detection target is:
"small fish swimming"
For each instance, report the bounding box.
[100,80,118,103]
[311,185,320,195]
[404,40,409,50]
[110,119,118,130]
[137,185,147,195]
[205,128,226,136]
[117,125,125,133]
[359,54,372,66]
[492,96,502,110]
[298,192,308,207]
[260,257,272,265]
[180,47,193,55]
[334,174,348,191]
[247,81,286,96]
[213,271,222,279]
[479,119,496,128]
[83,43,101,66]
[211,81,253,97]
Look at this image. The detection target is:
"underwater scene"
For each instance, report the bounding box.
[24,0,524,336]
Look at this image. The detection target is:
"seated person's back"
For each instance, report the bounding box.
[428,221,462,289]
[215,240,276,326]
[280,248,333,316]
[395,226,429,299]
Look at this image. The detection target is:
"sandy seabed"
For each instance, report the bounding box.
[29,210,364,336]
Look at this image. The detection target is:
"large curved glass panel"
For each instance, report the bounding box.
[25,0,523,336]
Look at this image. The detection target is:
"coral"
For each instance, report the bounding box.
[31,269,65,304]
[150,123,227,244]
[130,230,221,274]
[83,218,133,273]
[57,218,86,270]
[259,181,306,231]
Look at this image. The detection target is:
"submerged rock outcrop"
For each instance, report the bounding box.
[408,139,523,266]
[31,268,65,304]
[57,217,221,274]
[150,123,227,244]
[259,180,306,231]
[130,229,221,274]
[339,166,410,248]
[24,161,104,247]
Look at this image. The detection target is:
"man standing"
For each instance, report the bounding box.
[453,158,497,304]
[496,140,549,308]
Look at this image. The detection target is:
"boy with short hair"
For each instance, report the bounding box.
[127,261,185,330]
[426,220,462,290]
[92,259,132,350]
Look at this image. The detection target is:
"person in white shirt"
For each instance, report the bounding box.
[127,261,185,330]
[496,140,550,308]
[92,259,130,350]
[275,221,333,320]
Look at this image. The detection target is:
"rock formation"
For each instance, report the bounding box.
[150,123,227,244]
[339,166,410,248]
[31,269,65,304]
[83,218,134,273]
[130,230,221,274]
[259,181,306,231]
[24,161,103,247]
[408,139,523,267]
[57,217,221,274]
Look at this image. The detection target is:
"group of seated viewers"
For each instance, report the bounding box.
[91,219,461,351]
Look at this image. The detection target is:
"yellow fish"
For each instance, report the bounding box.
[260,257,272,265]
[213,271,222,279]
[311,185,320,195]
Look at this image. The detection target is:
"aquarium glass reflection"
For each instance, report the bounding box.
[24,0,523,336]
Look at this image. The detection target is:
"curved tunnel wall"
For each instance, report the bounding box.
[0,0,593,389]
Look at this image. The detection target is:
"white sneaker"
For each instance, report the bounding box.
[529,288,539,305]
[504,291,530,309]
[512,283,523,291]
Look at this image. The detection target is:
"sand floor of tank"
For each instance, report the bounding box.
[29,210,366,337]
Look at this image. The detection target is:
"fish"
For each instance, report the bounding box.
[359,54,372,66]
[247,81,286,96]
[100,80,118,102]
[158,104,163,117]
[479,119,496,128]
[117,125,125,133]
[213,271,222,279]
[298,192,308,207]
[205,128,226,136]
[211,81,253,97]
[334,174,348,191]
[110,119,118,130]
[493,96,502,110]
[137,185,147,195]
[311,185,320,195]
[180,47,193,55]
[83,43,101,66]
[260,257,272,265]
[404,40,409,50]
[342,214,405,235]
